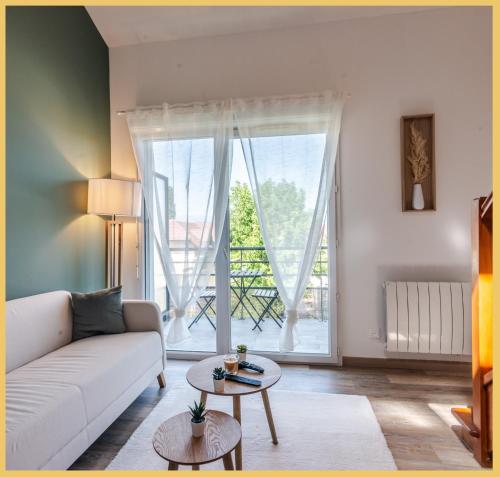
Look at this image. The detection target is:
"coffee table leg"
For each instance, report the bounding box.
[261,389,278,444]
[233,395,242,470]
[222,453,234,470]
[168,461,179,470]
[192,464,200,470]
[200,391,207,405]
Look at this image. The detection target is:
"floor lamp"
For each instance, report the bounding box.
[87,178,142,288]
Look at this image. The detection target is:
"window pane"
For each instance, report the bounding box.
[229,139,330,354]
[150,139,217,353]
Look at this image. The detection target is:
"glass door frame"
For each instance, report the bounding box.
[216,160,340,365]
[144,157,341,365]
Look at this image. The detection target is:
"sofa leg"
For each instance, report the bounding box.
[157,372,166,388]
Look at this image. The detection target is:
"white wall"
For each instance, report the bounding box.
[109,6,491,359]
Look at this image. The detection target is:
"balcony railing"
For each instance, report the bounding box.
[229,245,327,320]
[156,245,329,323]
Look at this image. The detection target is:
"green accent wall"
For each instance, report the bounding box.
[7,7,110,300]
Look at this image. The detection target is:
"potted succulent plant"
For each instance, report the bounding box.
[188,400,207,438]
[236,344,247,362]
[212,367,225,392]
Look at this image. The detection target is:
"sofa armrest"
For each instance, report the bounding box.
[122,300,166,369]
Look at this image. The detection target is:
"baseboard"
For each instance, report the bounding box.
[342,356,470,372]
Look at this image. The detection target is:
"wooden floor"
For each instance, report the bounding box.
[70,359,480,471]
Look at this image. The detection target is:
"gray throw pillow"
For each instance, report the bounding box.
[71,286,126,341]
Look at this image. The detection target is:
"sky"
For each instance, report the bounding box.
[153,134,327,222]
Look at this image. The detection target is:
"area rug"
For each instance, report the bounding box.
[107,383,396,470]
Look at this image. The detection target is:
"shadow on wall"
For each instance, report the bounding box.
[6,6,110,299]
[6,111,106,298]
[53,180,89,215]
[375,264,471,345]
[7,86,106,299]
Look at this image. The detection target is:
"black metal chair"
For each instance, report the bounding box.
[189,290,216,330]
[251,288,283,331]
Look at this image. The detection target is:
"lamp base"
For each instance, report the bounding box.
[106,220,123,288]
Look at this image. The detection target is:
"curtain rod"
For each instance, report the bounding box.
[117,106,162,116]
[116,92,351,116]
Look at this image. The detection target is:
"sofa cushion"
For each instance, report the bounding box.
[71,286,126,341]
[9,332,162,423]
[6,291,72,373]
[6,379,87,469]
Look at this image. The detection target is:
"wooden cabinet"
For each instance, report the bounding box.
[452,193,493,468]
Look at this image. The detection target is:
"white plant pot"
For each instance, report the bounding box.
[191,419,206,438]
[213,378,225,393]
[412,183,425,210]
[238,352,246,362]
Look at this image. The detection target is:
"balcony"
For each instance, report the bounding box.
[162,245,330,354]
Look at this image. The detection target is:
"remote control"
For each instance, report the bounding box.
[224,374,262,386]
[238,361,264,373]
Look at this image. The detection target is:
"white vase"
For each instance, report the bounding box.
[191,419,206,438]
[412,183,425,210]
[213,378,225,393]
[238,352,246,362]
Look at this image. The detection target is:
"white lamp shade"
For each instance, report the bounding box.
[88,178,142,217]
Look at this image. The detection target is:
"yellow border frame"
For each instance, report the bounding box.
[0,1,497,476]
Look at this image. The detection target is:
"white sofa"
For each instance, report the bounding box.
[6,290,166,470]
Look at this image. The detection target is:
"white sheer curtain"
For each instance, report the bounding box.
[233,92,344,352]
[127,101,233,346]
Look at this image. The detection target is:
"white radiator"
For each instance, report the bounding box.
[385,281,471,355]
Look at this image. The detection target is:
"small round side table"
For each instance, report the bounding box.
[153,410,241,471]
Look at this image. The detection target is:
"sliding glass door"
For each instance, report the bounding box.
[227,140,332,355]
[145,138,338,363]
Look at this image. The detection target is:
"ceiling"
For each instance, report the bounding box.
[86,6,440,48]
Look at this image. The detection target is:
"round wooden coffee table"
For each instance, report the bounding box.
[153,410,241,470]
[186,354,281,470]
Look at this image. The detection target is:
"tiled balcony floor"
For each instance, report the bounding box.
[165,314,329,354]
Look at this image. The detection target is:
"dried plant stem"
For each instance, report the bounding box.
[407,121,430,184]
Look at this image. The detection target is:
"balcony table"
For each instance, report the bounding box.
[230,269,264,330]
